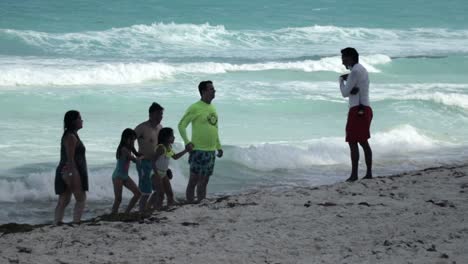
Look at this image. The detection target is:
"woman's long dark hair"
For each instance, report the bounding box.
[62,110,80,138]
[116,128,137,159]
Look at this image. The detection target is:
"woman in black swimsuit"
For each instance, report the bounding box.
[54,110,88,225]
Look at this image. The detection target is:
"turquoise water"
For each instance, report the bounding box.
[1,0,468,224]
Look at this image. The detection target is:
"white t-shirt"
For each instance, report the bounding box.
[339,63,370,108]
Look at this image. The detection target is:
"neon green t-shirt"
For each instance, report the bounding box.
[178,100,222,151]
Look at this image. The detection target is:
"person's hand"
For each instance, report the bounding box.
[350,87,359,95]
[166,169,173,180]
[217,149,223,158]
[185,143,194,152]
[132,155,143,164]
[340,74,349,81]
[61,163,75,175]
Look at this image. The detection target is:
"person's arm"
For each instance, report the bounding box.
[132,125,142,157]
[178,106,195,147]
[340,69,359,97]
[131,146,141,157]
[216,134,223,158]
[122,147,138,163]
[172,149,189,160]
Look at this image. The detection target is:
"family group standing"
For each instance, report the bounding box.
[53,80,223,224]
[53,48,372,224]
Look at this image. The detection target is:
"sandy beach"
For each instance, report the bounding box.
[1,164,467,264]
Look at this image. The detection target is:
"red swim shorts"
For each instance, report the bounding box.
[345,105,373,143]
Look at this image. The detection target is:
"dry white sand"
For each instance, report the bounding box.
[1,165,467,264]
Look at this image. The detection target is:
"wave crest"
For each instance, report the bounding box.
[0,55,390,86]
[0,125,459,202]
[227,125,444,171]
[1,23,468,58]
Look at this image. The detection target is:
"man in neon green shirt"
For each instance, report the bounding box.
[178,80,223,203]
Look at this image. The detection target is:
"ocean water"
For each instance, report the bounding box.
[1,0,467,224]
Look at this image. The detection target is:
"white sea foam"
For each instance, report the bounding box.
[224,125,445,171]
[399,93,468,110]
[222,81,468,110]
[0,163,188,203]
[0,125,461,202]
[0,55,390,86]
[369,83,468,110]
[2,23,468,58]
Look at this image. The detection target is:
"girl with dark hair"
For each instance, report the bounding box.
[146,127,190,210]
[111,128,142,214]
[54,110,88,225]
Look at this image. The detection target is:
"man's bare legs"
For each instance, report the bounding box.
[196,175,209,202]
[186,173,198,204]
[346,140,373,182]
[359,140,373,179]
[186,173,210,203]
[346,142,359,182]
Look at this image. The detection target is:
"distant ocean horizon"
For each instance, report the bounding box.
[1,0,467,224]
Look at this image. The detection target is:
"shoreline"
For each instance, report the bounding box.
[0,164,461,228]
[1,163,467,263]
[1,163,465,229]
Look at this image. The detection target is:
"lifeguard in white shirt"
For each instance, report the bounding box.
[339,47,373,182]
